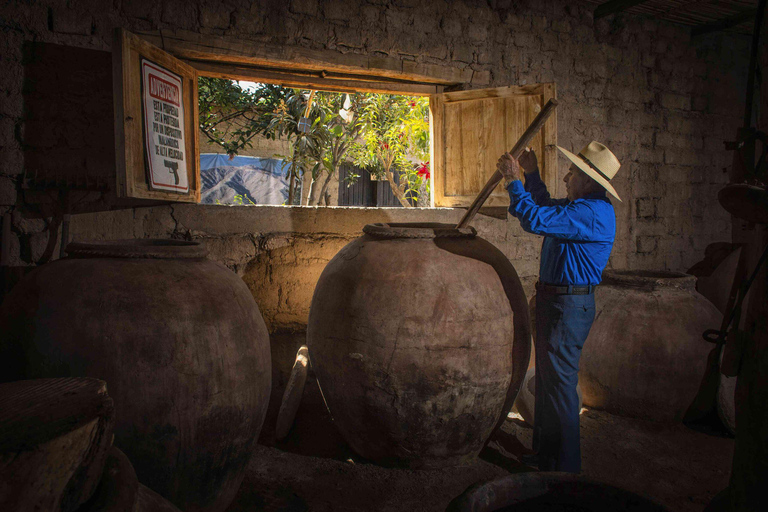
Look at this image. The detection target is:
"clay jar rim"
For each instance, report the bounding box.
[65,239,209,260]
[363,222,477,239]
[601,269,695,292]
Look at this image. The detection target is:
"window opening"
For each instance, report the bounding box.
[198,78,431,207]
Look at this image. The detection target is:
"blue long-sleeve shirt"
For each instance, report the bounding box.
[506,170,615,286]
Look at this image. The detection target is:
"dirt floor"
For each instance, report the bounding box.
[502,410,734,512]
[226,377,734,511]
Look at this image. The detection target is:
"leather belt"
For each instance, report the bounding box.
[536,281,596,295]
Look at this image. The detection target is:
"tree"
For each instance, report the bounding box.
[349,94,430,207]
[267,91,364,206]
[198,78,288,156]
[198,79,431,207]
[308,93,363,205]
[266,91,325,205]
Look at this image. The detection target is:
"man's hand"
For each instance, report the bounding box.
[518,147,539,175]
[497,152,522,183]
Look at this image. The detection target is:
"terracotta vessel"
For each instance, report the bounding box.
[446,472,669,511]
[307,223,531,468]
[580,270,720,422]
[0,240,271,512]
[0,377,114,512]
[78,447,182,512]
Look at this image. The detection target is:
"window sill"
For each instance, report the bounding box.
[171,203,472,237]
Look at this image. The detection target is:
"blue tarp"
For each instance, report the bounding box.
[199,154,298,205]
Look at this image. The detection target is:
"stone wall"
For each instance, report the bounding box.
[0,0,751,337]
[199,129,291,159]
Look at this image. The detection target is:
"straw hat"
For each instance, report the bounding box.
[557,141,622,201]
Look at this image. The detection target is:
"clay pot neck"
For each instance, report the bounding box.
[602,270,696,292]
[363,223,476,240]
[65,240,208,260]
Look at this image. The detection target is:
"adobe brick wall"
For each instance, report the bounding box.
[0,0,751,335]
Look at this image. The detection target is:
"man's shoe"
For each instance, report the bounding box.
[518,452,539,468]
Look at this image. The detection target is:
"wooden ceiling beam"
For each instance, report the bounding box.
[594,0,652,20]
[691,8,758,37]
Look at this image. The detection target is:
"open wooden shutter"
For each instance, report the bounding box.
[430,83,557,208]
[113,29,200,202]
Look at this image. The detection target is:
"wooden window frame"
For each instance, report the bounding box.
[113,29,201,203]
[115,30,558,210]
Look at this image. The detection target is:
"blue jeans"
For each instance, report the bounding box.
[534,289,596,473]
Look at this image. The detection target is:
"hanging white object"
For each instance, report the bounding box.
[339,94,353,123]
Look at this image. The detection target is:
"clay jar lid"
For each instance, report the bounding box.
[65,239,208,260]
[363,222,476,239]
[718,183,768,224]
[601,270,696,292]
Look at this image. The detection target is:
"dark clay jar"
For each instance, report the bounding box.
[307,223,531,468]
[579,270,721,421]
[0,240,271,512]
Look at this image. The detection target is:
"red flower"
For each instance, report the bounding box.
[417,161,430,180]
[382,143,389,149]
[409,102,416,108]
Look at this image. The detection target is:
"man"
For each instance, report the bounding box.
[496,141,621,473]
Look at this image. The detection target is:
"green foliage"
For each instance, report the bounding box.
[198,79,431,206]
[214,194,256,206]
[267,90,334,204]
[198,78,288,155]
[267,91,365,205]
[349,95,430,205]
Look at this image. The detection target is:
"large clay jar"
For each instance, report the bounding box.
[447,472,669,511]
[307,223,531,468]
[0,240,271,512]
[579,270,720,422]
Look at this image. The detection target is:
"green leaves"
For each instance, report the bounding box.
[349,94,431,205]
[198,81,430,206]
[198,78,289,155]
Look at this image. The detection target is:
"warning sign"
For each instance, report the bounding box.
[141,59,189,193]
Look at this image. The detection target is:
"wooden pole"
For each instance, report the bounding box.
[456,99,558,229]
[303,90,316,118]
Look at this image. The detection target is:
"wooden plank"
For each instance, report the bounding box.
[133,29,471,85]
[433,83,557,209]
[113,31,130,198]
[456,99,559,228]
[445,99,468,197]
[113,29,200,203]
[594,0,652,19]
[429,94,445,208]
[190,59,441,85]
[540,83,560,196]
[441,83,550,103]
[691,8,758,36]
[191,61,439,96]
[191,70,201,203]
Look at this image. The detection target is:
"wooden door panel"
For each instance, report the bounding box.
[432,83,557,208]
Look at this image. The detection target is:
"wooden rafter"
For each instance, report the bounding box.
[691,8,758,36]
[594,0,652,19]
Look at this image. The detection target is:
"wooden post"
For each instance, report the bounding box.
[456,99,558,229]
[728,2,768,509]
